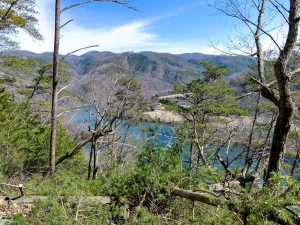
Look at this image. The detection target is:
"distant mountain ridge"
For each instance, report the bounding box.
[4,50,255,97]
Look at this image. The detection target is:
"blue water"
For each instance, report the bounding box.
[68,108,299,178]
[70,108,175,146]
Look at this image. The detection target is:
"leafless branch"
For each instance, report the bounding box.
[250,77,279,106]
[236,90,259,100]
[269,0,289,24]
[61,0,136,13]
[212,2,282,50]
[60,19,74,29]
[273,0,290,13]
[60,45,99,61]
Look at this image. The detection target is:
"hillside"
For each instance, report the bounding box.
[3,50,255,97]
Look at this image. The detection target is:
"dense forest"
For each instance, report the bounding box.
[0,0,300,224]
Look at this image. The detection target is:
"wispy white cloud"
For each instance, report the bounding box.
[17,1,214,55]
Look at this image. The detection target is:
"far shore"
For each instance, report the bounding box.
[143,109,291,130]
[143,109,183,123]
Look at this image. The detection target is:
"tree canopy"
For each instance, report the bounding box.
[0,0,41,49]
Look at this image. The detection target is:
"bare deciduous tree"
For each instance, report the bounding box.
[49,0,133,174]
[212,0,300,182]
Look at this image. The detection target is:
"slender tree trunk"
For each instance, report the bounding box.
[119,124,130,158]
[189,143,194,168]
[255,0,266,83]
[196,143,205,165]
[87,136,95,180]
[87,148,93,179]
[243,93,260,174]
[265,0,300,182]
[92,140,99,180]
[254,111,277,173]
[290,148,299,177]
[193,118,206,166]
[50,0,61,174]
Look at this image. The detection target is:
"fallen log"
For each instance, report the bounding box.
[171,187,296,225]
[171,188,222,207]
[0,196,111,205]
[171,187,240,215]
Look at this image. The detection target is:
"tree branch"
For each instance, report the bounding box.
[238,66,300,101]
[212,2,282,51]
[60,45,99,61]
[269,0,289,24]
[61,0,136,13]
[250,77,279,106]
[1,0,20,21]
[60,19,74,29]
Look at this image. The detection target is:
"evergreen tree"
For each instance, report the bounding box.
[0,0,41,49]
[164,61,245,166]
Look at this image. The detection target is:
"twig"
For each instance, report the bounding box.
[75,198,82,221]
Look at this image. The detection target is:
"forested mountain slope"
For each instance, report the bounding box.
[4,50,254,97]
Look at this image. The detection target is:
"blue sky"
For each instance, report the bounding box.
[18,0,249,54]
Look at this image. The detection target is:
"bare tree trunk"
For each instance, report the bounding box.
[88,136,95,180]
[213,0,300,182]
[92,140,98,180]
[290,148,299,177]
[254,111,277,174]
[192,117,206,166]
[265,0,300,181]
[121,124,130,148]
[255,0,266,83]
[87,148,93,179]
[197,143,206,167]
[189,143,194,168]
[243,93,260,174]
[50,0,61,174]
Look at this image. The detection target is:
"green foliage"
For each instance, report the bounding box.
[7,142,300,224]
[186,80,246,116]
[2,56,37,70]
[168,62,247,119]
[10,197,113,225]
[0,87,79,178]
[0,56,38,82]
[0,0,42,49]
[16,88,32,95]
[0,56,72,102]
[1,54,298,225]
[0,75,15,84]
[200,60,229,82]
[163,63,247,163]
[114,76,146,119]
[246,175,300,224]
